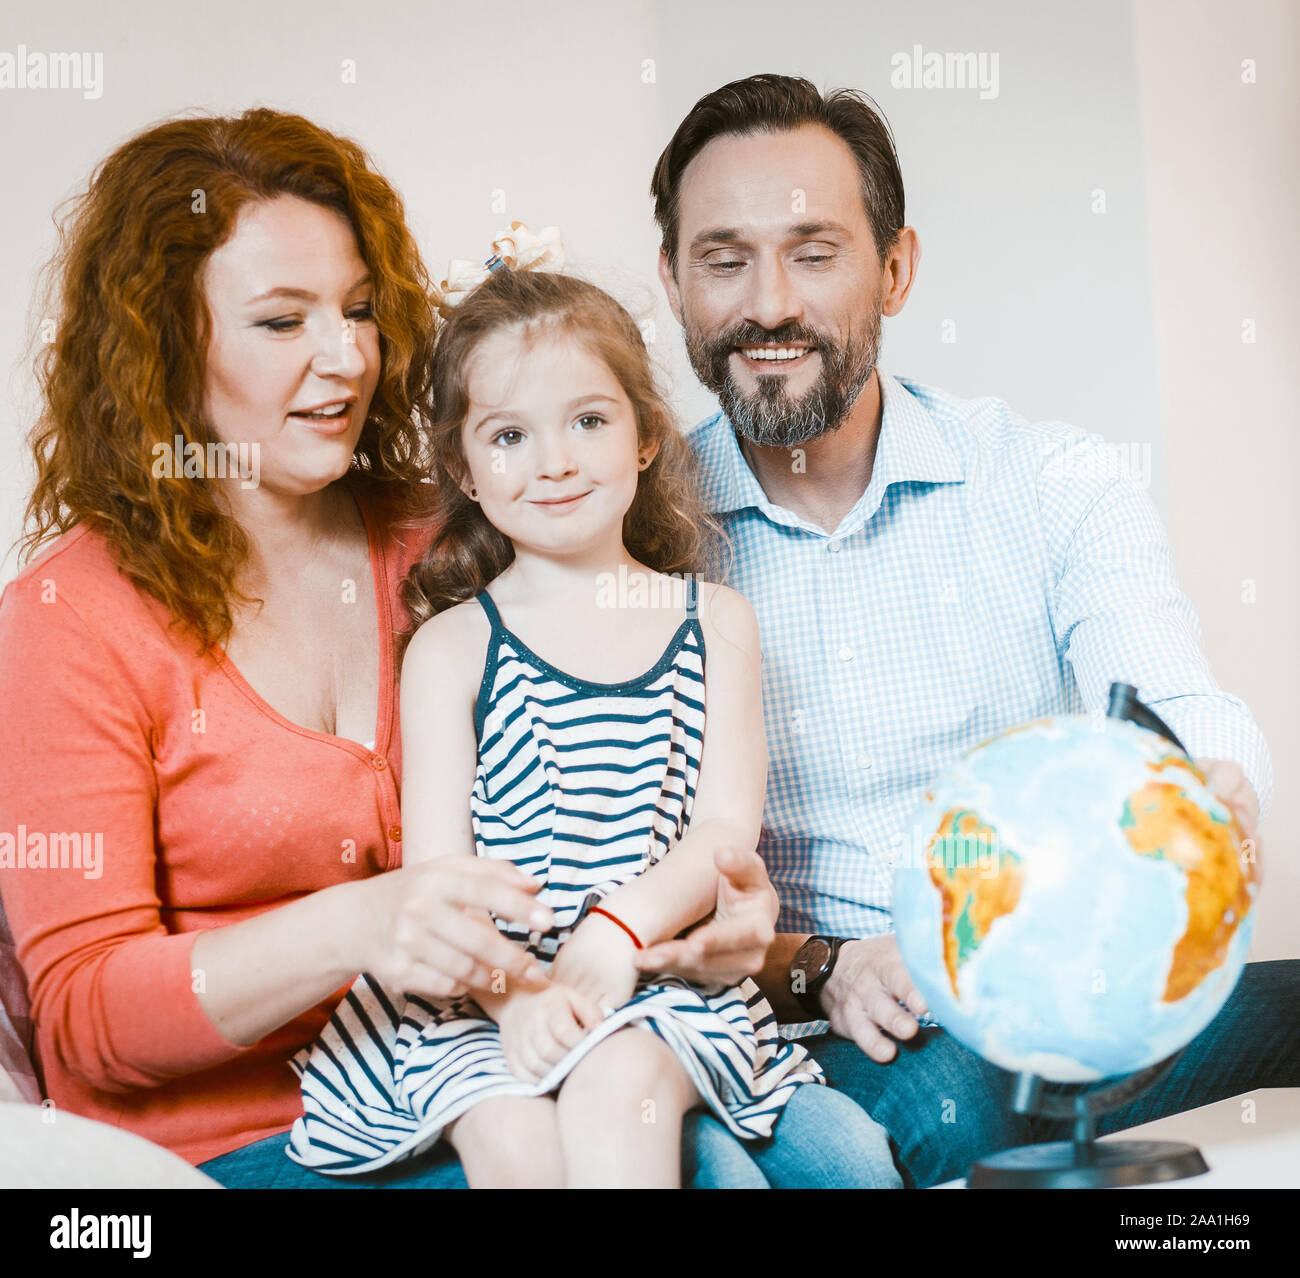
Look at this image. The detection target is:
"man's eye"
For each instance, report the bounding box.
[491,429,523,447]
[708,260,745,273]
[799,254,834,266]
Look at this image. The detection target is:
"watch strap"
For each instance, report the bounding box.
[791,935,846,1019]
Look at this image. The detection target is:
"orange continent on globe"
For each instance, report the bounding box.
[1121,776,1255,1002]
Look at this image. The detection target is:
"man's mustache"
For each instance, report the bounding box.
[703,322,828,354]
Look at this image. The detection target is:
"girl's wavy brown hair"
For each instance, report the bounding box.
[19,107,438,653]
[399,267,730,658]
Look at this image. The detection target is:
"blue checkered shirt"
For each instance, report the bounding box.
[689,370,1273,953]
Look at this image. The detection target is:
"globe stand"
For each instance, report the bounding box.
[968,1055,1208,1188]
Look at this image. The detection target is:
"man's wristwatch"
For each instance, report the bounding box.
[789,935,847,1019]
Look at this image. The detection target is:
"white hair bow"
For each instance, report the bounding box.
[434,221,565,318]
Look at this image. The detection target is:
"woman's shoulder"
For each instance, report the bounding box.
[1,523,167,631]
[6,521,102,586]
[0,524,186,716]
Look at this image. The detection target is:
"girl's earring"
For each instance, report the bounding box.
[469,487,478,500]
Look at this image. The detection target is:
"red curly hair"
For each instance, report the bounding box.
[19,107,438,653]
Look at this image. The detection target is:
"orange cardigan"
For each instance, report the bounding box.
[0,485,436,1165]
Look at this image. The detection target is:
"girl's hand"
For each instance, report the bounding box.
[496,983,603,1083]
[549,912,640,1013]
[350,858,554,1000]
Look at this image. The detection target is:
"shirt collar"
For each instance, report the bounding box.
[692,369,965,527]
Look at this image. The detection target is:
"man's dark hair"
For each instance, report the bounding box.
[651,73,905,275]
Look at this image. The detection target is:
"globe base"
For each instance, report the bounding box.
[969,1138,1208,1189]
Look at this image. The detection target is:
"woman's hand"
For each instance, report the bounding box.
[350,857,555,1000]
[496,983,603,1083]
[549,912,640,1013]
[632,845,778,986]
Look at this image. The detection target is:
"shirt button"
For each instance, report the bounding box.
[838,645,855,662]
[856,754,873,770]
[388,825,402,843]
[827,540,842,554]
[371,755,388,771]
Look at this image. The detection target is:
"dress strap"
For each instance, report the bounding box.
[475,589,503,629]
[685,575,699,621]
[472,591,505,743]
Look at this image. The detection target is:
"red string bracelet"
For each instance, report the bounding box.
[589,905,644,950]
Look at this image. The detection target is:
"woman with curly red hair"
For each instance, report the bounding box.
[0,109,561,1186]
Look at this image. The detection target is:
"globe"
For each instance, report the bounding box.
[893,713,1257,1083]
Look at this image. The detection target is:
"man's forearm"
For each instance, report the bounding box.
[752,931,813,1023]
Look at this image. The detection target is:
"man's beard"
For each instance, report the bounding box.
[683,302,882,449]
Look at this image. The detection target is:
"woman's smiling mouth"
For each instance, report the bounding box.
[288,398,356,435]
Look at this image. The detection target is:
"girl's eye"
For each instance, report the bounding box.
[348,302,375,321]
[260,317,302,333]
[491,428,523,447]
[576,414,606,430]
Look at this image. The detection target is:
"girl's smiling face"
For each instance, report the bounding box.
[460,326,658,556]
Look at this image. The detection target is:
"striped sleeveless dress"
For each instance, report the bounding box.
[286,576,823,1176]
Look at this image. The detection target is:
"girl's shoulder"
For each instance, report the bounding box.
[693,579,756,625]
[401,595,493,685]
[692,580,760,659]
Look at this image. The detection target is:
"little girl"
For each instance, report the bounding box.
[287,252,901,1188]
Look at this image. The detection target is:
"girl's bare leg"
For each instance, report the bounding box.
[556,1026,702,1188]
[446,1095,564,1188]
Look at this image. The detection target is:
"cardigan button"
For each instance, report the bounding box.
[388,825,402,843]
[371,755,388,770]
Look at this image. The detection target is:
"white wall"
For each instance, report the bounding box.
[0,0,1170,561]
[1,1,1291,956]
[1134,0,1298,960]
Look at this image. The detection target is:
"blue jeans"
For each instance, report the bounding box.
[800,958,1300,1188]
[199,1079,900,1189]
[683,1079,902,1188]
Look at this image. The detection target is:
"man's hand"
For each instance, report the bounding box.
[632,845,778,986]
[1195,758,1262,863]
[820,934,930,1064]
